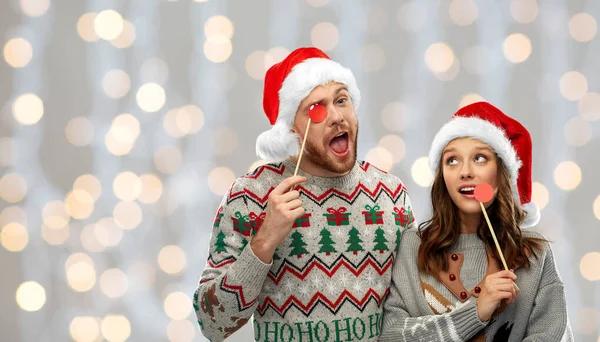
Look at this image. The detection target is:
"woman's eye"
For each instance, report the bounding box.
[475,155,487,163]
[447,157,458,165]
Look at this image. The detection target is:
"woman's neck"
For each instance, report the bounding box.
[459,212,481,234]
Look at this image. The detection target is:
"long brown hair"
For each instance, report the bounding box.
[417,156,547,276]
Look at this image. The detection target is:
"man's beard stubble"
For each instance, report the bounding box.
[303,125,358,175]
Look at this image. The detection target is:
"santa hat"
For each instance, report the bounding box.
[428,102,540,228]
[256,47,361,162]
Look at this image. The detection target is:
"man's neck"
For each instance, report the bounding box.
[289,156,351,178]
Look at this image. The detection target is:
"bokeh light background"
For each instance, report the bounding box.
[1,0,599,341]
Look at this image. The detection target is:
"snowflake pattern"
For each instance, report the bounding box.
[284,279,295,292]
[253,180,266,192]
[353,280,364,294]
[311,276,323,288]
[363,227,374,240]
[338,273,350,287]
[306,229,318,240]
[308,183,322,193]
[362,176,376,187]
[382,175,397,186]
[298,285,310,298]
[232,179,247,193]
[263,174,276,185]
[226,234,239,246]
[327,281,337,295]
[386,224,396,234]
[364,271,376,286]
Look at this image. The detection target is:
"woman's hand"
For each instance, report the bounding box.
[476,270,519,322]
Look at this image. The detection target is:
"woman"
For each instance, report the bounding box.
[380,102,572,341]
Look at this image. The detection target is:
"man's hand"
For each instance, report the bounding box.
[250,175,307,263]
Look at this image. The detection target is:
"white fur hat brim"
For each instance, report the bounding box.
[521,201,540,228]
[428,116,522,180]
[255,122,300,162]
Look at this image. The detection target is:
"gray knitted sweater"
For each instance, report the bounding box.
[380,229,573,341]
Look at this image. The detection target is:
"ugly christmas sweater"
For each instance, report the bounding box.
[379,229,573,342]
[194,159,416,342]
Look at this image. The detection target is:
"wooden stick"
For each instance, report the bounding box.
[289,119,312,192]
[479,201,509,271]
[293,119,311,177]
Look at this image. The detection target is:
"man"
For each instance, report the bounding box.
[194,47,416,342]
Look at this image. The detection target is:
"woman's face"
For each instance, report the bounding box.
[441,137,498,216]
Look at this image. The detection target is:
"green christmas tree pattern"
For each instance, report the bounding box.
[273,248,282,260]
[346,227,364,255]
[372,227,389,254]
[289,231,309,258]
[395,228,402,250]
[239,238,248,252]
[318,228,337,256]
[214,231,227,254]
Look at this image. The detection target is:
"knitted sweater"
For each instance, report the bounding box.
[380,229,574,341]
[194,159,416,342]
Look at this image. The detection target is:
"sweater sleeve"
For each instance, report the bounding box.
[380,232,487,341]
[522,243,574,341]
[193,179,273,342]
[399,188,418,236]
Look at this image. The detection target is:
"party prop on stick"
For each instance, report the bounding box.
[292,103,327,177]
[475,183,509,271]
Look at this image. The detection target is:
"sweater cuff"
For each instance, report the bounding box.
[450,300,488,340]
[227,245,273,295]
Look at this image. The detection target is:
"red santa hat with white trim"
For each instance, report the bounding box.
[256,47,361,162]
[428,101,540,228]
